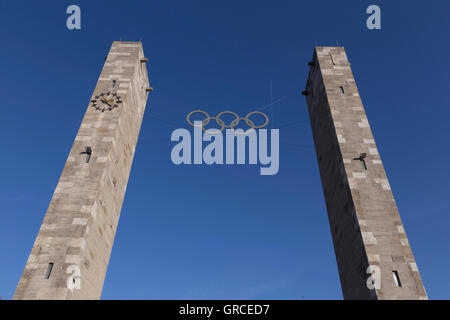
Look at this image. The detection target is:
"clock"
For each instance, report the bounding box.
[90,92,122,112]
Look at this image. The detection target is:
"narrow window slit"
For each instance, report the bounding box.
[339,86,345,94]
[112,80,116,88]
[45,263,54,279]
[330,53,337,65]
[393,271,402,287]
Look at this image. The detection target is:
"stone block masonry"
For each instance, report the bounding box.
[303,47,427,299]
[14,41,150,299]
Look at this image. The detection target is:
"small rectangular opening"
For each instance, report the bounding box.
[112,80,116,88]
[45,263,54,279]
[339,86,344,94]
[393,271,402,287]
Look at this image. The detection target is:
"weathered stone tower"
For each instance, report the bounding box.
[303,47,427,300]
[14,41,150,299]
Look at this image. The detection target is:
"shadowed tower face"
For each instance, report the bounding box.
[14,41,150,299]
[304,47,427,300]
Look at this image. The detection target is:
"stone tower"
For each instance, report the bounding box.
[303,47,427,299]
[14,41,150,299]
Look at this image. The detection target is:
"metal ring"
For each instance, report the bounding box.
[216,111,240,128]
[230,127,256,136]
[203,117,225,134]
[186,110,269,132]
[245,111,269,129]
[229,117,254,135]
[230,117,244,128]
[186,110,210,127]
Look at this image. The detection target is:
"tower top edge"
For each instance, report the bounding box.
[314,46,345,49]
[112,41,143,45]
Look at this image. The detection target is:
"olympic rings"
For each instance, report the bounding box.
[245,111,269,129]
[203,117,225,134]
[186,110,210,127]
[186,110,269,135]
[216,111,239,128]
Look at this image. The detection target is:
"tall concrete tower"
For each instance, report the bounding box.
[303,47,427,300]
[14,41,150,299]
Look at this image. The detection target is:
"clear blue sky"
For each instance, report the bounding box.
[1,1,449,299]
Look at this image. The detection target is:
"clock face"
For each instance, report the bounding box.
[90,92,122,112]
